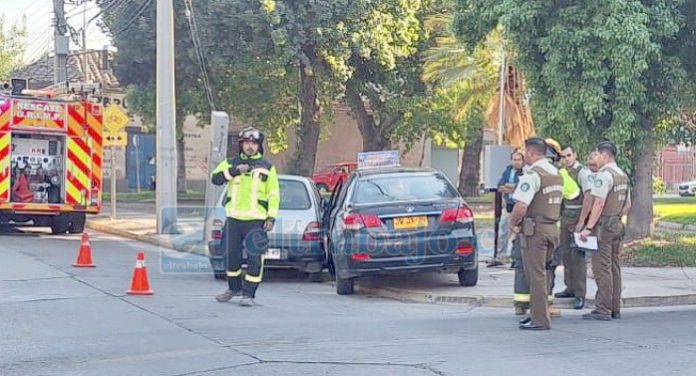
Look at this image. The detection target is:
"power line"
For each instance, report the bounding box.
[108,0,152,37]
[183,0,216,111]
[88,0,131,25]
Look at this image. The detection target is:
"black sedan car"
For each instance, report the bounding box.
[323,167,478,295]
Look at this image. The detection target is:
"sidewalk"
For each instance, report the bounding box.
[86,202,208,255]
[356,265,696,309]
[87,203,696,309]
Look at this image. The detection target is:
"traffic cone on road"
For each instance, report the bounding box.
[73,232,96,268]
[126,252,154,295]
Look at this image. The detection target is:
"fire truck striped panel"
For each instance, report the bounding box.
[86,103,103,201]
[0,132,10,201]
[65,103,103,206]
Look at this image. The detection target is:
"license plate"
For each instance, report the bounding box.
[265,248,282,260]
[393,216,428,230]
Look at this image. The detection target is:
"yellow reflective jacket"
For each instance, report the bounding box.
[559,168,581,201]
[211,153,280,221]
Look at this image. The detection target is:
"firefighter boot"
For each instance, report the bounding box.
[216,289,242,302]
[239,296,255,307]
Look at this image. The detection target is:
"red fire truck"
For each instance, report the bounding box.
[0,82,103,234]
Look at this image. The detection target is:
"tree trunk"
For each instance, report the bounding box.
[291,61,320,177]
[176,136,187,194]
[345,82,392,152]
[458,124,484,197]
[626,119,654,240]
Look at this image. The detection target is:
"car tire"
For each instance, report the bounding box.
[317,183,331,195]
[214,271,227,280]
[68,213,86,234]
[458,266,478,287]
[50,215,70,235]
[336,277,355,295]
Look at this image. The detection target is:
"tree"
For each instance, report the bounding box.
[0,16,26,81]
[422,14,533,196]
[453,0,688,239]
[254,0,426,174]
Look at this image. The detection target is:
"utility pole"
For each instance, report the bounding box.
[53,0,69,84]
[82,0,89,82]
[156,0,178,234]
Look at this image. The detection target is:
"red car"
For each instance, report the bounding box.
[312,162,357,194]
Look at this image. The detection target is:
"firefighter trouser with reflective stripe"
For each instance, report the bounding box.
[512,235,530,309]
[224,218,267,298]
[513,231,555,309]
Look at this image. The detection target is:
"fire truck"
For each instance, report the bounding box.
[0,80,103,234]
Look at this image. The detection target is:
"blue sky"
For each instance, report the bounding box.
[2,0,111,63]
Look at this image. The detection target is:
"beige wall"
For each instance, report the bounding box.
[263,105,427,174]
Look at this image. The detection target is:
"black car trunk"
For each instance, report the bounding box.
[345,199,467,258]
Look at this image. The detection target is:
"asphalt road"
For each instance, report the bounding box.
[2,227,696,376]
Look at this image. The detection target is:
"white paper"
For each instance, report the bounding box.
[574,233,598,250]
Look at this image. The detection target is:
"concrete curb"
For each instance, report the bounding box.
[655,221,696,233]
[86,220,206,255]
[356,285,696,309]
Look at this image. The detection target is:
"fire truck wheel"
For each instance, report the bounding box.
[50,215,71,235]
[68,213,86,234]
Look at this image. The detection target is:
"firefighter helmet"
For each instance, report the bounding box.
[544,138,562,162]
[238,127,265,154]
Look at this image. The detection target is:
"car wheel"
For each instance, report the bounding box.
[336,277,355,295]
[50,215,70,235]
[68,213,86,234]
[214,271,227,280]
[458,266,478,287]
[317,183,331,195]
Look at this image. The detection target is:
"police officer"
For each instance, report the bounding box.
[509,137,563,330]
[511,141,564,316]
[212,127,280,307]
[554,145,593,310]
[578,141,631,320]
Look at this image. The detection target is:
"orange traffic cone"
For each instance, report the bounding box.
[127,252,154,295]
[73,232,96,267]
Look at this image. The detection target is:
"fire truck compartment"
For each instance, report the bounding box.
[10,134,65,204]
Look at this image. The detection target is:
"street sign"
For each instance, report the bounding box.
[103,105,130,133]
[357,150,400,170]
[104,130,128,147]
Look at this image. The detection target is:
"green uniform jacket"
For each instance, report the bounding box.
[211,153,280,221]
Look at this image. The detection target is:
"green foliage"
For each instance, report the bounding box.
[652,176,667,195]
[628,234,696,267]
[452,0,687,164]
[0,16,26,81]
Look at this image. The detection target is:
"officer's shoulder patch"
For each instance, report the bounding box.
[520,182,531,192]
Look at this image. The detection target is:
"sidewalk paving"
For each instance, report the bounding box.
[87,202,696,310]
[356,265,696,309]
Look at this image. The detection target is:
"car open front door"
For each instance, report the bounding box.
[323,178,343,277]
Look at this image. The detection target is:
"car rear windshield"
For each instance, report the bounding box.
[351,173,458,204]
[280,180,312,210]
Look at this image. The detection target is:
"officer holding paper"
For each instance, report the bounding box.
[577,141,631,321]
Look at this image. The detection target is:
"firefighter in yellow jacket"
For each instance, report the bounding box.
[212,127,280,306]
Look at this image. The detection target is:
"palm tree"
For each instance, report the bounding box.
[422,14,534,196]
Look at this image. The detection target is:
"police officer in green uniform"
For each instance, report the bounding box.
[509,137,563,330]
[554,145,593,310]
[212,127,280,307]
[579,141,631,320]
